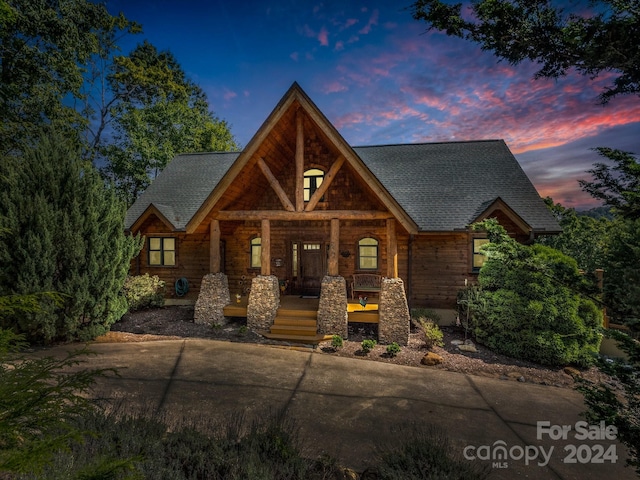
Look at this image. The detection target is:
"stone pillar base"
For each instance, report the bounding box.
[317,276,348,337]
[194,273,230,325]
[378,278,410,345]
[247,275,280,331]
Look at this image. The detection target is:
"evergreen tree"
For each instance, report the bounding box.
[0,130,141,343]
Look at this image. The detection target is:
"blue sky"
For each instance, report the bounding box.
[106,0,640,210]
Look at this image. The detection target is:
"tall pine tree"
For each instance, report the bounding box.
[0,130,141,343]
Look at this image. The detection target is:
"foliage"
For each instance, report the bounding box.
[579,148,640,220]
[576,329,640,475]
[0,329,117,475]
[237,325,248,336]
[14,403,489,480]
[386,342,401,357]
[331,334,344,350]
[411,314,444,350]
[470,220,602,367]
[375,423,490,480]
[0,0,139,155]
[361,339,377,354]
[411,0,640,103]
[122,274,165,311]
[537,197,610,275]
[457,285,485,341]
[601,218,640,328]
[0,130,142,343]
[102,41,240,205]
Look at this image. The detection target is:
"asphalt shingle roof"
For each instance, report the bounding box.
[125,151,239,231]
[125,140,559,233]
[353,140,559,232]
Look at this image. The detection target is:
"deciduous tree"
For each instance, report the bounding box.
[102,41,240,205]
[0,0,138,154]
[411,0,640,103]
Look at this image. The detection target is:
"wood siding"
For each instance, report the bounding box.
[409,233,470,309]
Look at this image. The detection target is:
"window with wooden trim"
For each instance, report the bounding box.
[250,237,261,268]
[148,237,176,266]
[303,168,324,201]
[358,237,378,270]
[472,238,490,271]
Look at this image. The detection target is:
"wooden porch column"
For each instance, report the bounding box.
[295,109,304,211]
[328,218,340,276]
[209,219,221,273]
[261,218,271,276]
[387,218,398,278]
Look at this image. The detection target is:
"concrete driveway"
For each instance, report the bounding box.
[52,338,634,479]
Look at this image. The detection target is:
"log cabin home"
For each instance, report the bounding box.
[125,82,560,343]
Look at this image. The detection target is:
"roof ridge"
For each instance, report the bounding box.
[353,139,504,149]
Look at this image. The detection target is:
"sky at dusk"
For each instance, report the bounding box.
[106,0,640,210]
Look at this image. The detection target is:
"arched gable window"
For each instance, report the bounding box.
[358,237,378,270]
[304,168,324,201]
[250,237,261,268]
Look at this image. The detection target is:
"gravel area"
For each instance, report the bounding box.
[104,306,609,389]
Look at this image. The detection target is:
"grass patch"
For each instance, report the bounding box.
[15,403,491,479]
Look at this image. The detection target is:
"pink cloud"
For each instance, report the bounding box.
[344,18,358,29]
[334,41,344,51]
[223,89,237,101]
[318,26,329,46]
[290,51,299,61]
[322,81,348,94]
[358,9,378,35]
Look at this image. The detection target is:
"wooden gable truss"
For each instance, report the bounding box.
[188,83,416,281]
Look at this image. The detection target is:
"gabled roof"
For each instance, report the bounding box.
[125,152,239,231]
[353,140,560,233]
[184,82,416,234]
[125,84,560,235]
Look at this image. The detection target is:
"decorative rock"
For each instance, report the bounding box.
[246,275,280,331]
[421,352,444,366]
[563,366,581,377]
[194,273,230,325]
[317,276,348,337]
[458,343,477,353]
[463,339,475,346]
[451,339,464,346]
[517,376,526,382]
[378,278,410,346]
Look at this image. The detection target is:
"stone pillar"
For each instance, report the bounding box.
[378,277,410,345]
[194,273,230,325]
[317,276,348,338]
[247,275,280,331]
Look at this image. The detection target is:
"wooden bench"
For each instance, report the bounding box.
[351,274,382,300]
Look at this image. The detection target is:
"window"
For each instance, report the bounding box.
[148,237,175,266]
[358,237,378,270]
[250,237,261,268]
[472,238,490,271]
[304,168,324,201]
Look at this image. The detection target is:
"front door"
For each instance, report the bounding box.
[299,242,324,296]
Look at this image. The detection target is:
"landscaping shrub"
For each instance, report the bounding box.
[123,274,165,311]
[468,220,602,367]
[361,339,377,354]
[412,316,444,349]
[331,334,343,350]
[386,342,401,357]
